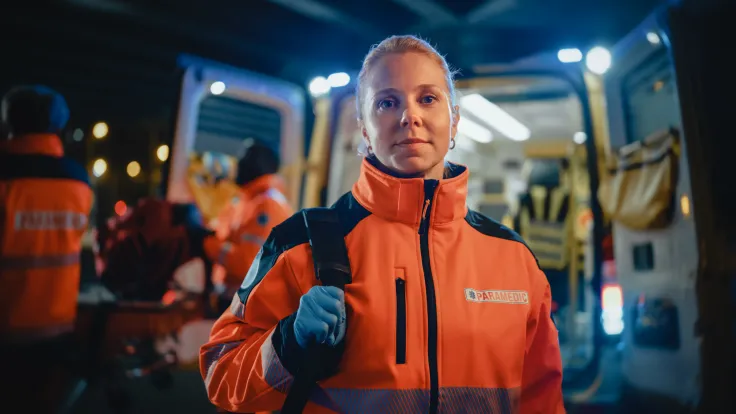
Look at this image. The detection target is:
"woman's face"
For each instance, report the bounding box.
[360,52,459,179]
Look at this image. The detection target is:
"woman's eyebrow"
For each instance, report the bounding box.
[372,87,400,98]
[373,84,442,98]
[415,83,442,91]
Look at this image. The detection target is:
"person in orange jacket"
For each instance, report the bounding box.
[0,85,93,410]
[200,35,564,414]
[195,139,293,298]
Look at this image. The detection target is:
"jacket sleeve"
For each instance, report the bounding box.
[200,229,316,413]
[203,199,283,286]
[520,269,565,413]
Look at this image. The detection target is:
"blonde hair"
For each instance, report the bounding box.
[356,35,458,120]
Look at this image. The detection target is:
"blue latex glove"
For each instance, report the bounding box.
[293,286,346,349]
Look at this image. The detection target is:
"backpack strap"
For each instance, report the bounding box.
[281,208,351,413]
[302,208,352,289]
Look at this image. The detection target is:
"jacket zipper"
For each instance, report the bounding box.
[419,179,439,414]
[395,277,407,364]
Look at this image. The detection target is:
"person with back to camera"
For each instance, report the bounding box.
[0,85,93,412]
[200,35,565,414]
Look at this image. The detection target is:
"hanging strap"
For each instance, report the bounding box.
[280,208,352,413]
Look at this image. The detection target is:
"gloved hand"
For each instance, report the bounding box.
[293,286,346,349]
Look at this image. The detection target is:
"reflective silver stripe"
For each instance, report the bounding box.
[203,340,243,388]
[14,211,88,231]
[240,233,266,246]
[261,331,294,393]
[0,252,80,270]
[217,242,233,265]
[229,294,245,319]
[265,188,288,206]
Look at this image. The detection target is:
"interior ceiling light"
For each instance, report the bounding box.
[457,117,493,143]
[308,76,331,97]
[460,94,531,141]
[586,47,612,75]
[557,48,583,63]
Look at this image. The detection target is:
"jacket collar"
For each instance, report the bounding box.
[352,157,469,227]
[0,134,64,156]
[241,174,286,200]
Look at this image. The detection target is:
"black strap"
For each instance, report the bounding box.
[302,208,352,289]
[280,208,351,413]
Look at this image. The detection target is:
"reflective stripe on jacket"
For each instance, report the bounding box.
[200,158,564,414]
[0,134,93,340]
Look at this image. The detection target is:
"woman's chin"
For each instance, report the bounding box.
[390,155,434,176]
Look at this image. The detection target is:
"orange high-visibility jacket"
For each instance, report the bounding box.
[200,158,564,414]
[204,174,292,291]
[0,134,93,342]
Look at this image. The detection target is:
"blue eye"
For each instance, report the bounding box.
[377,98,396,109]
[421,95,437,104]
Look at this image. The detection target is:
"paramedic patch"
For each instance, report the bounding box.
[465,288,529,304]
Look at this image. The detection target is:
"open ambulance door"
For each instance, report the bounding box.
[156,55,306,364]
[303,53,609,391]
[668,2,736,412]
[604,2,736,411]
[166,54,306,220]
[600,7,700,411]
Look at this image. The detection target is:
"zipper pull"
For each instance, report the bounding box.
[421,199,431,221]
[419,180,438,235]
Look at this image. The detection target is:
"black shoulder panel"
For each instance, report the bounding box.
[0,153,90,187]
[237,191,372,305]
[330,191,372,237]
[464,209,540,269]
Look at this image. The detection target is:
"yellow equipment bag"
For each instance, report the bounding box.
[186,152,241,224]
[598,128,680,230]
[520,185,571,271]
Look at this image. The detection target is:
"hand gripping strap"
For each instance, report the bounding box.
[281,208,351,413]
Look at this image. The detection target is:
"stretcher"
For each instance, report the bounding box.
[68,153,242,411]
[71,283,214,411]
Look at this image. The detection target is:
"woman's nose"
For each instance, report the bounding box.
[400,106,423,128]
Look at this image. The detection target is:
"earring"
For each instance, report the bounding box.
[449,138,456,150]
[367,145,373,154]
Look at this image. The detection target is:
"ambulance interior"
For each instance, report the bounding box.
[326,75,599,382]
[178,93,285,226]
[167,61,306,224]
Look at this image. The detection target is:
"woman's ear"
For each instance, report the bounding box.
[451,105,460,139]
[358,119,371,149]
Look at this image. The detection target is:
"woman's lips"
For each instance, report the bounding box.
[396,138,429,147]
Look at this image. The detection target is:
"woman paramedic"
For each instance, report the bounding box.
[200,35,565,414]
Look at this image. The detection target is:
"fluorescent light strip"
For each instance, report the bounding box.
[457,117,493,143]
[460,94,531,141]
